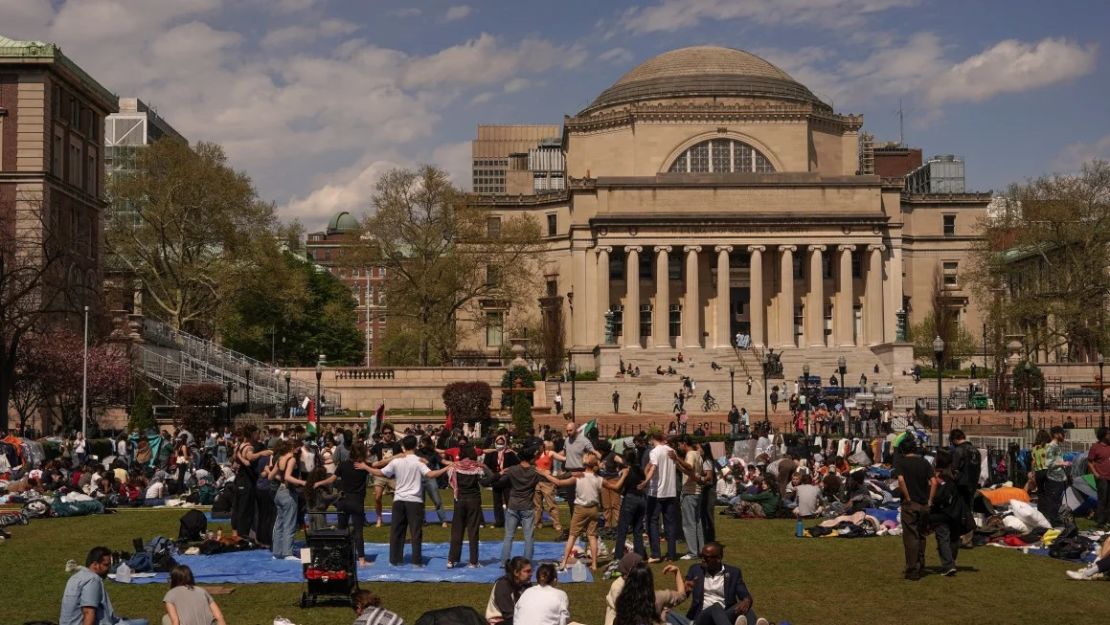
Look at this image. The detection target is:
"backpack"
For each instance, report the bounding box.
[958,442,981,487]
[178,509,208,542]
[142,535,178,572]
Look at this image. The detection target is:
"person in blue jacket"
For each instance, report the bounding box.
[679,541,761,625]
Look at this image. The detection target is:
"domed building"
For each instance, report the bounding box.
[467,46,988,380]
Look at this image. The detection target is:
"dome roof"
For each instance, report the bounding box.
[327,211,359,233]
[581,46,826,115]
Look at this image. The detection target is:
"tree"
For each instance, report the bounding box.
[539,297,566,376]
[129,383,157,434]
[441,381,492,425]
[105,139,282,336]
[1,192,92,431]
[174,383,223,436]
[219,252,364,366]
[910,265,978,368]
[969,159,1110,361]
[511,391,533,437]
[356,166,543,365]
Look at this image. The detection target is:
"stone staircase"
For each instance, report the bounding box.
[546,344,895,417]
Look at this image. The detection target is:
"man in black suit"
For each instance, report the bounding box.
[683,541,760,625]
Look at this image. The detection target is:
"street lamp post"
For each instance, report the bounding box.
[81,305,89,439]
[1099,354,1106,430]
[245,367,251,414]
[315,355,326,415]
[761,353,769,423]
[729,366,735,409]
[1025,360,1033,430]
[933,336,945,447]
[569,362,578,422]
[802,363,811,435]
[225,379,234,428]
[284,370,292,419]
[837,355,847,436]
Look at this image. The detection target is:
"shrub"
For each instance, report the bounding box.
[500,366,535,408]
[128,383,157,434]
[442,381,492,425]
[511,391,533,436]
[573,370,599,382]
[174,383,224,435]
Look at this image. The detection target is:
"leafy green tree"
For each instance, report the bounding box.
[511,391,533,437]
[355,166,543,365]
[106,139,281,336]
[219,253,364,366]
[128,383,157,433]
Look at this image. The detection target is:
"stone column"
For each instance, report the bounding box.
[779,245,796,347]
[866,244,885,346]
[572,248,587,346]
[837,245,856,346]
[807,245,826,347]
[748,245,766,348]
[595,246,612,344]
[624,246,642,348]
[653,245,672,348]
[683,246,702,348]
[714,245,733,348]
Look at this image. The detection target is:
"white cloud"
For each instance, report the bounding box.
[598,47,634,64]
[402,33,587,88]
[443,5,473,22]
[925,38,1098,105]
[1056,134,1110,172]
[281,159,406,226]
[503,78,530,93]
[622,0,916,34]
[388,7,422,18]
[0,0,54,35]
[273,0,320,12]
[260,19,358,49]
[432,141,474,190]
[470,92,496,105]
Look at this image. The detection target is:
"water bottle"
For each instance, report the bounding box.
[116,562,132,583]
[795,517,804,538]
[571,560,587,582]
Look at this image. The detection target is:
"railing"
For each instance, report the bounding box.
[335,368,396,380]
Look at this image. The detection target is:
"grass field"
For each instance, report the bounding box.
[1,502,1106,625]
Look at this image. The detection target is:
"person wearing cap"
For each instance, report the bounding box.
[604,552,688,625]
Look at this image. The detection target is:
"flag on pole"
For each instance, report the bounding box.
[445,409,454,433]
[578,419,597,438]
[368,402,385,436]
[306,398,317,436]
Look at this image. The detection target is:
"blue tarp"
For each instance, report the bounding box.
[113,541,593,585]
[203,510,553,524]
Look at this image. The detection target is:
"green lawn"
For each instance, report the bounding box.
[1,503,1106,625]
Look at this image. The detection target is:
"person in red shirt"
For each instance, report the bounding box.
[1087,427,1110,530]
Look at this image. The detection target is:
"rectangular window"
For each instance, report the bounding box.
[487,216,501,238]
[639,304,652,339]
[546,279,558,297]
[609,254,624,281]
[52,85,61,117]
[69,98,78,125]
[943,214,956,236]
[793,254,803,280]
[639,252,652,281]
[485,265,500,286]
[86,147,97,195]
[669,304,682,338]
[69,139,82,186]
[546,213,557,237]
[352,286,360,304]
[943,261,959,287]
[668,254,681,281]
[823,253,833,279]
[711,139,730,173]
[485,311,504,347]
[52,130,63,176]
[851,252,862,279]
[612,304,624,337]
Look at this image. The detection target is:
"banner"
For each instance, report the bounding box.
[307,398,317,436]
[368,402,385,436]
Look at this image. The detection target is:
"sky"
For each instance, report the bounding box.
[3,0,1108,230]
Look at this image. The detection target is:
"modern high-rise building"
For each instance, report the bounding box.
[472,124,560,194]
[0,35,118,323]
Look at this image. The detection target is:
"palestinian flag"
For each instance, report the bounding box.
[368,402,385,436]
[306,397,317,436]
[578,419,597,438]
[445,409,454,432]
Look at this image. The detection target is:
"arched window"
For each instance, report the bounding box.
[668,139,775,174]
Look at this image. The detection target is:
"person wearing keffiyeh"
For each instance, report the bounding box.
[447,446,494,568]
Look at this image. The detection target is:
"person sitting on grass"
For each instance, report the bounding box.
[60,546,149,625]
[163,565,227,625]
[513,563,569,625]
[678,542,764,625]
[542,451,604,572]
[1066,536,1110,580]
[732,476,780,518]
[351,589,404,625]
[605,553,688,625]
[486,556,533,625]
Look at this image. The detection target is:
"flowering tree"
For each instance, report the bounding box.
[12,331,133,433]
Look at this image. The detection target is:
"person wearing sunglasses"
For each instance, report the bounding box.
[679,542,763,625]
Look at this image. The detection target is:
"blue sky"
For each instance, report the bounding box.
[3,0,1107,228]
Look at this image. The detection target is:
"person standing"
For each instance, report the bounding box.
[553,421,594,537]
[746,376,753,396]
[497,446,543,566]
[948,429,980,518]
[727,405,740,438]
[1043,426,1073,527]
[1088,427,1110,530]
[640,431,679,563]
[369,427,402,528]
[417,435,449,528]
[367,435,451,567]
[533,441,564,533]
[596,440,622,533]
[554,390,563,415]
[446,445,493,569]
[270,440,306,561]
[336,444,372,567]
[929,450,966,577]
[608,447,648,560]
[893,437,932,581]
[544,451,605,572]
[231,426,272,540]
[60,547,149,625]
[613,389,621,413]
[484,435,519,528]
[672,436,708,560]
